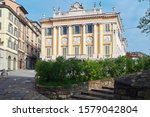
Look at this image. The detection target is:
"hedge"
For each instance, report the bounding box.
[35,56,150,85]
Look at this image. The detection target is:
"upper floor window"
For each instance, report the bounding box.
[8,23,13,34]
[86,24,93,33]
[61,26,68,35]
[9,12,13,22]
[14,18,19,26]
[73,25,80,34]
[105,24,110,32]
[14,27,17,37]
[8,37,12,48]
[45,28,52,36]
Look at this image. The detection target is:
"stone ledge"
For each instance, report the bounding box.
[36,79,114,99]
[114,69,150,100]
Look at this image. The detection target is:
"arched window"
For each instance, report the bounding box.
[13,58,16,70]
[8,56,11,70]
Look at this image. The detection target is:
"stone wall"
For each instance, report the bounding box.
[114,70,150,100]
[36,79,114,99]
[88,79,114,90]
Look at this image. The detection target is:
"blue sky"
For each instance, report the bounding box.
[17,0,150,55]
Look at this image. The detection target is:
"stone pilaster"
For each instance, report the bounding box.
[58,26,61,56]
[99,23,103,59]
[41,28,45,60]
[68,25,72,56]
[82,24,86,55]
[53,26,57,59]
[93,23,97,58]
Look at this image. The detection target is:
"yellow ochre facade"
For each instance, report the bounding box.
[40,2,127,60]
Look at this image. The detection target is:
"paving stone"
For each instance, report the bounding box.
[0,70,49,100]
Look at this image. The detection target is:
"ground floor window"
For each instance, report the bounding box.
[87,46,93,57]
[75,46,79,57]
[46,47,52,58]
[13,58,16,70]
[104,45,110,58]
[8,56,11,70]
[62,47,67,58]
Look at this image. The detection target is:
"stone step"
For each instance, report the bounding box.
[81,91,114,100]
[102,86,114,91]
[91,89,114,95]
[71,94,104,100]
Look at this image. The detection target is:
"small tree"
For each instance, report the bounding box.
[137,8,150,34]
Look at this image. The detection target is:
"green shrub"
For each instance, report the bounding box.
[35,56,150,86]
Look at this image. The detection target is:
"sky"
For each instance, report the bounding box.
[16,0,150,55]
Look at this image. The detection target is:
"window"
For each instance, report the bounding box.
[18,40,21,49]
[14,41,16,50]
[105,24,110,32]
[74,25,80,34]
[86,24,93,33]
[0,9,1,17]
[0,22,1,30]
[61,26,68,35]
[45,28,52,36]
[8,23,13,34]
[62,47,67,58]
[87,46,93,57]
[14,18,19,26]
[14,27,17,37]
[46,47,52,57]
[75,46,79,57]
[8,38,12,48]
[9,12,13,22]
[104,45,110,58]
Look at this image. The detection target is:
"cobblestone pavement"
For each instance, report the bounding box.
[0,70,49,100]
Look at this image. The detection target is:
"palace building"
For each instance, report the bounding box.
[40,2,127,60]
[0,0,41,70]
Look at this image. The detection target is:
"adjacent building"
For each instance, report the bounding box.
[0,0,41,70]
[40,2,127,61]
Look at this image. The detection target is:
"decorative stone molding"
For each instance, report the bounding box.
[104,36,111,42]
[61,38,68,45]
[86,37,93,44]
[46,39,52,45]
[73,37,80,44]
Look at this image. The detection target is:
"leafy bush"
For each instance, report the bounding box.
[35,56,150,86]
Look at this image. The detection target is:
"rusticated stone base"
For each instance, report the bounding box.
[114,70,150,100]
[36,79,114,99]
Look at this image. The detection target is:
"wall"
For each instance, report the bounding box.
[114,70,150,100]
[36,79,114,99]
